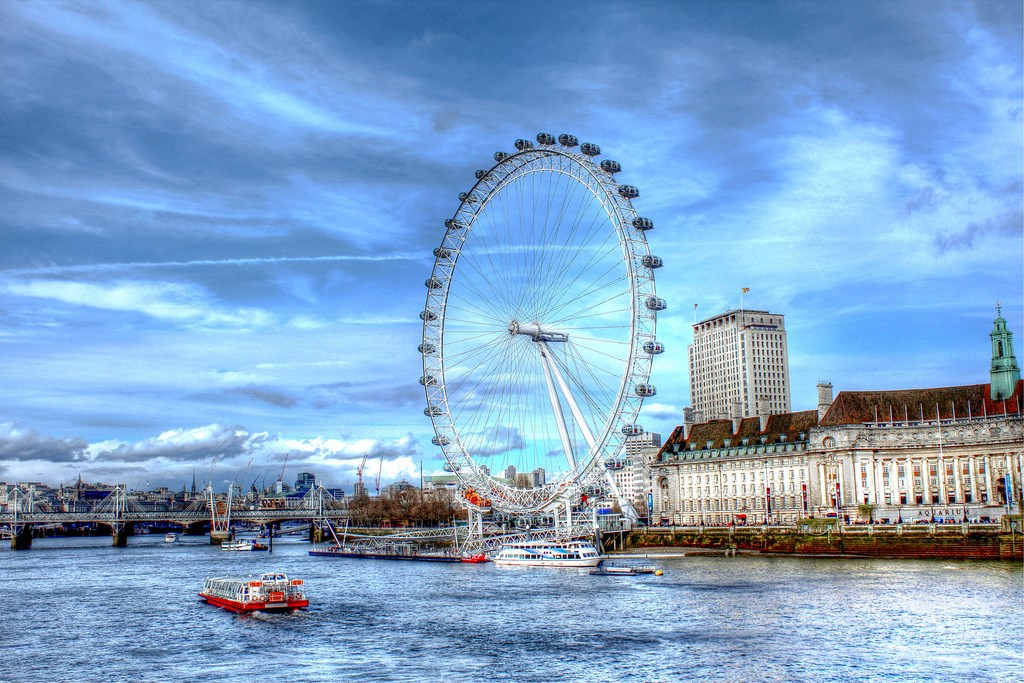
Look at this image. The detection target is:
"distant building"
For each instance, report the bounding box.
[688,309,791,420]
[606,433,662,512]
[295,472,317,492]
[531,468,546,487]
[380,480,415,497]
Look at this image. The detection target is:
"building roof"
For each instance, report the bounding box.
[819,380,1023,426]
[658,410,819,457]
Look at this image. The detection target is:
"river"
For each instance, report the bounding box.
[0,535,1020,682]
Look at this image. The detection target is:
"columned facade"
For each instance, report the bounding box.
[811,404,1023,523]
[652,383,1023,526]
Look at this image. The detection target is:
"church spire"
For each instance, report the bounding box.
[990,302,1020,400]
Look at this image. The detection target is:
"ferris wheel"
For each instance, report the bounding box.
[419,133,665,516]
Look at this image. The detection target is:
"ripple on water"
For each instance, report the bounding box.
[1,539,1020,682]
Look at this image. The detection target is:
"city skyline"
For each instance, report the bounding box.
[1,1,1021,491]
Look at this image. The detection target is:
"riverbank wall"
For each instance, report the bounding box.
[628,520,1023,560]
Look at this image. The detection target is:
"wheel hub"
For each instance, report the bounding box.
[508,320,568,343]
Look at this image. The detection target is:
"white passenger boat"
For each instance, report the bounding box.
[221,539,268,552]
[493,540,602,567]
[164,533,178,543]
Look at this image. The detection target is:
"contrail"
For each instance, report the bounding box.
[2,253,425,276]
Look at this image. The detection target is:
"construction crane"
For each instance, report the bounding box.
[375,453,384,497]
[355,452,369,497]
[276,452,289,493]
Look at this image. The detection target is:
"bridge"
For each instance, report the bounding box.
[0,484,348,549]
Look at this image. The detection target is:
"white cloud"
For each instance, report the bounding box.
[1,278,273,328]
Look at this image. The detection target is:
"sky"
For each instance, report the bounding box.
[1,0,1021,494]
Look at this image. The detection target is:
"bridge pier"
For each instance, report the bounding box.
[210,529,230,545]
[11,525,32,550]
[112,523,134,547]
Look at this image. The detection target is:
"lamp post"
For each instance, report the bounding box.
[717,461,723,527]
[823,453,841,522]
[763,458,770,525]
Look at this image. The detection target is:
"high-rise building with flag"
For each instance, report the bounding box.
[688,308,791,420]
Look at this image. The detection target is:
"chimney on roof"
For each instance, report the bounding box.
[817,382,834,421]
[757,396,770,431]
[683,407,695,439]
[731,401,743,435]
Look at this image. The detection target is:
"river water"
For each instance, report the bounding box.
[1,535,1020,682]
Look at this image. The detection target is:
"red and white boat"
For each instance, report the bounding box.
[460,552,490,563]
[199,572,308,613]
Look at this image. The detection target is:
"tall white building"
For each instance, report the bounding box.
[689,309,791,419]
[606,433,662,512]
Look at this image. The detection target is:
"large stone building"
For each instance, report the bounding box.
[810,381,1022,523]
[652,410,818,525]
[654,309,1023,526]
[688,309,791,420]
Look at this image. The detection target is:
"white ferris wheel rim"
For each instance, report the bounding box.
[420,135,661,515]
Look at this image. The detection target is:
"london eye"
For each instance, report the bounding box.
[420,133,664,517]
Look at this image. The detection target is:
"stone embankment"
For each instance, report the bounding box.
[629,518,1022,560]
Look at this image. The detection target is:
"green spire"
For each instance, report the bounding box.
[990,302,1020,400]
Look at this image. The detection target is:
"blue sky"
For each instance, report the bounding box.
[1,0,1020,492]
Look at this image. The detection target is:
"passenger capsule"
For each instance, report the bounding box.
[635,384,657,397]
[444,218,468,230]
[580,142,601,156]
[536,132,555,145]
[604,458,625,471]
[442,462,460,472]
[425,277,443,289]
[433,247,453,259]
[419,375,437,386]
[558,134,578,147]
[419,309,437,322]
[600,159,621,174]
[642,340,665,355]
[618,185,640,199]
[424,405,443,417]
[621,424,645,436]
[642,255,663,268]
[418,343,436,354]
[475,169,487,179]
[514,138,533,150]
[432,435,450,446]
[645,296,667,311]
[494,151,509,162]
[632,217,654,230]
[458,191,479,203]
